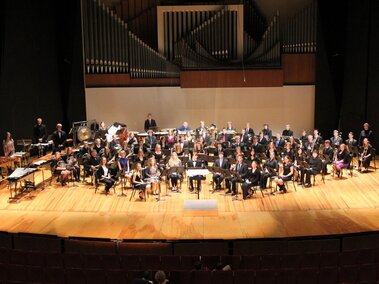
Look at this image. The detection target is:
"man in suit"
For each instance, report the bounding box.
[226,154,248,196]
[252,136,263,154]
[52,123,67,153]
[177,121,191,132]
[187,152,203,192]
[144,113,157,132]
[245,122,255,137]
[213,152,230,190]
[282,124,294,137]
[33,117,47,143]
[145,130,156,148]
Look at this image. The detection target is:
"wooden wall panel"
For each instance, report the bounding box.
[282,53,316,84]
[85,74,180,87]
[180,69,283,88]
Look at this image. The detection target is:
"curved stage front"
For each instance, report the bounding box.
[0,165,378,241]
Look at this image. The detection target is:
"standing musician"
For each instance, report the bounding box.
[321,140,334,175]
[2,132,15,157]
[33,117,47,143]
[261,152,279,189]
[64,147,80,182]
[304,135,314,152]
[330,130,343,148]
[274,155,294,193]
[144,113,157,132]
[51,151,71,186]
[187,152,204,192]
[359,123,374,146]
[52,123,67,153]
[96,156,116,194]
[241,160,261,200]
[345,132,358,148]
[225,121,236,141]
[332,144,350,177]
[302,150,322,187]
[226,154,248,196]
[262,124,273,141]
[282,124,294,138]
[212,152,230,190]
[167,152,182,192]
[245,122,255,137]
[132,162,147,200]
[358,138,372,172]
[145,157,161,198]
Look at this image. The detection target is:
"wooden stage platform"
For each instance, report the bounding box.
[0,164,379,241]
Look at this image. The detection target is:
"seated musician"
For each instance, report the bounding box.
[245,122,255,137]
[234,146,244,159]
[359,122,374,146]
[242,160,261,200]
[332,144,350,177]
[96,157,116,194]
[109,135,122,155]
[3,132,15,157]
[288,136,298,150]
[52,123,67,153]
[232,136,242,149]
[153,144,166,163]
[167,129,175,144]
[240,128,250,150]
[51,151,71,186]
[117,150,130,177]
[225,121,236,141]
[294,147,306,185]
[177,121,191,132]
[262,124,273,141]
[282,142,294,162]
[187,152,204,192]
[145,157,161,198]
[214,142,224,156]
[248,149,261,164]
[302,150,322,187]
[159,136,168,150]
[282,124,294,138]
[299,129,308,146]
[213,152,230,190]
[226,154,248,196]
[193,140,205,155]
[274,133,285,148]
[359,138,372,172]
[330,130,343,148]
[33,117,47,143]
[134,149,147,166]
[313,129,323,149]
[200,129,211,147]
[196,121,206,135]
[217,128,229,145]
[132,162,147,200]
[322,140,334,175]
[84,149,100,178]
[64,147,80,182]
[79,141,91,158]
[173,142,184,156]
[252,136,263,154]
[126,132,138,148]
[274,155,294,193]
[145,130,156,149]
[135,138,148,154]
[261,152,279,189]
[345,132,358,149]
[144,113,157,132]
[266,142,278,159]
[167,152,182,192]
[93,138,104,154]
[258,132,268,145]
[304,135,314,152]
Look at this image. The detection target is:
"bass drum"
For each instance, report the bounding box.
[77,126,92,142]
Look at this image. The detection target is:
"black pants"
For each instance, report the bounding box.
[213,174,224,188]
[260,173,275,189]
[189,175,202,190]
[226,177,238,194]
[242,181,259,199]
[322,161,330,175]
[100,178,115,192]
[359,158,371,168]
[304,169,319,185]
[169,174,181,187]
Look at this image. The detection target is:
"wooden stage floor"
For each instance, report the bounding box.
[0,164,379,240]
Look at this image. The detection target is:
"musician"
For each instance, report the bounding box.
[132,162,147,199]
[282,142,294,161]
[134,149,147,166]
[302,150,322,187]
[226,154,248,196]
[126,132,138,148]
[304,135,314,152]
[51,151,71,186]
[177,121,191,132]
[153,144,166,163]
[240,128,251,149]
[313,129,323,149]
[266,142,278,159]
[193,140,205,155]
[102,146,114,164]
[217,128,229,144]
[262,124,272,141]
[97,121,108,144]
[359,138,372,172]
[2,132,15,157]
[117,150,130,177]
[345,132,358,148]
[196,121,206,135]
[135,138,148,154]
[258,132,268,145]
[79,141,91,158]
[330,130,343,148]
[282,124,294,138]
[158,136,168,150]
[167,152,183,192]
[321,140,334,175]
[145,130,156,148]
[274,133,285,148]
[187,152,203,192]
[274,155,294,193]
[84,149,100,177]
[173,142,184,156]
[214,142,224,156]
[145,157,161,198]
[213,152,230,190]
[261,152,279,189]
[144,113,157,132]
[167,129,175,144]
[332,144,350,177]
[225,121,236,141]
[109,135,121,155]
[241,160,261,200]
[252,136,263,154]
[234,146,244,159]
[289,136,298,150]
[359,123,374,146]
[248,149,261,164]
[294,147,306,184]
[245,122,255,137]
[299,129,308,146]
[200,129,211,147]
[33,117,47,143]
[52,123,67,153]
[63,147,80,182]
[96,157,116,194]
[232,136,242,149]
[93,138,104,154]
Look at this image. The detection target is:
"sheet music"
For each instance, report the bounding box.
[186,169,210,177]
[8,167,37,179]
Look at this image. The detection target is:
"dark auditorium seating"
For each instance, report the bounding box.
[64,239,116,254]
[174,242,228,256]
[13,233,61,252]
[119,241,172,255]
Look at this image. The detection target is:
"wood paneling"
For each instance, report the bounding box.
[282,53,316,84]
[85,74,180,87]
[180,69,284,88]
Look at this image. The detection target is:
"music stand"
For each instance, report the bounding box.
[167,166,184,193]
[230,171,243,201]
[160,168,170,199]
[208,166,226,194]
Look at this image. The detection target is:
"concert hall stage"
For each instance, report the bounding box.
[0,164,378,241]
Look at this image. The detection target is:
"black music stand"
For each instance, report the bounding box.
[159,168,169,200]
[230,171,243,201]
[208,166,227,194]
